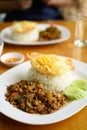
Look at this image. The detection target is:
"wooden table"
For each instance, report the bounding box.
[0,21,87,130]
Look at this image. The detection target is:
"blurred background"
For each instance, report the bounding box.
[0,0,87,22]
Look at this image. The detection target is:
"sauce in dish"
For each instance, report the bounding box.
[5,57,21,63]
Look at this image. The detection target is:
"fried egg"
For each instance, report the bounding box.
[28,52,75,76]
[11,21,37,33]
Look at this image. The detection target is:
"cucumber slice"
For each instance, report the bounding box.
[70,79,87,90]
[63,87,86,100]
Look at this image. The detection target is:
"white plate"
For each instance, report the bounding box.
[0,24,71,45]
[0,58,87,125]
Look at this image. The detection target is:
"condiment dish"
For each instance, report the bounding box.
[0,52,25,67]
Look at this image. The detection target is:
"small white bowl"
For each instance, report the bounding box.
[0,39,4,56]
[0,52,25,67]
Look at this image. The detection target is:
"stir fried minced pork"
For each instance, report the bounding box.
[5,80,68,114]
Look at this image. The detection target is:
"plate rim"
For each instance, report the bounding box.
[0,23,71,45]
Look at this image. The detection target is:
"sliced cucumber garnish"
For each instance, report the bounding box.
[70,79,87,90]
[63,87,86,100]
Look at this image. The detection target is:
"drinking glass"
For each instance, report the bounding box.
[74,13,87,47]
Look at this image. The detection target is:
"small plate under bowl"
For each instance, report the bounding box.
[0,52,25,67]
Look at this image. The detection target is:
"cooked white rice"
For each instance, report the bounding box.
[10,28,39,42]
[28,67,81,92]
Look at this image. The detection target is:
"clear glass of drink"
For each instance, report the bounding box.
[74,13,87,47]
